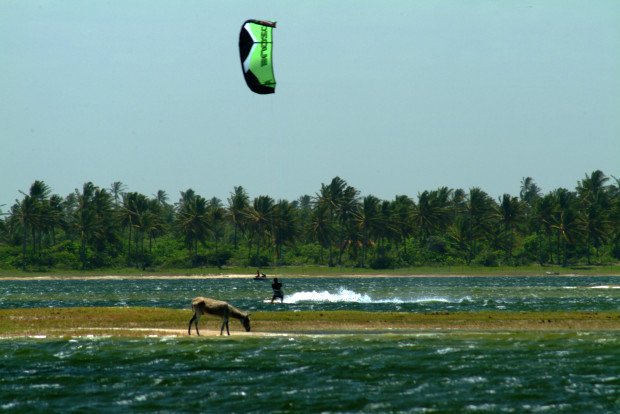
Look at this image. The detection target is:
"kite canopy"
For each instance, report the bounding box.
[239,20,276,94]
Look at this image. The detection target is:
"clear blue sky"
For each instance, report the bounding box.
[2,1,619,211]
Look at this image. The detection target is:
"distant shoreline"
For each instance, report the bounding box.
[1,268,620,281]
[2,274,619,281]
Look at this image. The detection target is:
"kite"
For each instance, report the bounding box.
[239,20,276,94]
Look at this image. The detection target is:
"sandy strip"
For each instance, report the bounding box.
[2,327,381,339]
[0,274,257,281]
[74,327,293,337]
[1,273,608,281]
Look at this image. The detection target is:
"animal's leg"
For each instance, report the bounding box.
[226,320,230,336]
[220,317,229,336]
[188,313,196,335]
[195,314,201,336]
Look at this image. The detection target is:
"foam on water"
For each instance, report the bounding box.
[285,288,372,303]
[284,287,471,305]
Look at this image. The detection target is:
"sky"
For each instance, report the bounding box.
[1,1,619,211]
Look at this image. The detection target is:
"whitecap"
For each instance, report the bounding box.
[436,347,456,355]
[465,403,497,411]
[285,288,373,303]
[30,383,61,390]
[285,287,471,305]
[1,403,18,410]
[462,376,487,384]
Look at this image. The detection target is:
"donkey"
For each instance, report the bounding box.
[188,297,251,336]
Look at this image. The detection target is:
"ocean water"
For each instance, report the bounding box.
[1,332,618,413]
[1,276,619,312]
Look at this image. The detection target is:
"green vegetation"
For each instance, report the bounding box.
[1,171,619,273]
[1,308,618,337]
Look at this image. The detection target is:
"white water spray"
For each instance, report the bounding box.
[283,287,471,304]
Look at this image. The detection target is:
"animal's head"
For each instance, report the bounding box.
[242,314,251,332]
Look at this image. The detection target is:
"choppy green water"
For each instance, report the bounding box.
[1,332,618,413]
[1,276,619,312]
[1,276,619,412]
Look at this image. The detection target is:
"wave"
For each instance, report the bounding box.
[284,287,471,305]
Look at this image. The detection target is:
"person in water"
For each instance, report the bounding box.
[271,278,283,303]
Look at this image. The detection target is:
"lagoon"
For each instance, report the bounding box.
[1,275,619,413]
[1,332,618,413]
[1,276,619,312]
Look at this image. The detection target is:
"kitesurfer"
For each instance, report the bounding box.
[271,277,284,303]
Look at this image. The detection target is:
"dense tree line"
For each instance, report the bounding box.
[1,171,619,271]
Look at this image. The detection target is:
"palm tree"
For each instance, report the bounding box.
[154,190,168,205]
[446,215,470,262]
[90,186,117,259]
[73,182,97,268]
[154,190,175,228]
[295,195,313,243]
[550,188,578,266]
[532,193,555,264]
[22,181,51,257]
[244,195,274,267]
[378,200,401,254]
[315,177,357,265]
[175,190,211,259]
[465,187,494,263]
[207,197,226,253]
[412,189,451,244]
[47,194,65,246]
[313,180,360,266]
[110,181,126,206]
[576,170,611,264]
[315,177,346,266]
[120,192,137,263]
[126,192,150,263]
[309,203,335,265]
[271,200,299,265]
[12,195,36,267]
[519,177,542,237]
[227,186,249,250]
[433,187,454,233]
[337,185,360,265]
[520,177,542,207]
[391,195,415,259]
[353,195,381,267]
[496,194,522,259]
[145,198,166,253]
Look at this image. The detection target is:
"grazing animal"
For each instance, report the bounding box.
[188,297,251,336]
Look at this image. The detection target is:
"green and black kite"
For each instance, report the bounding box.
[239,20,276,94]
